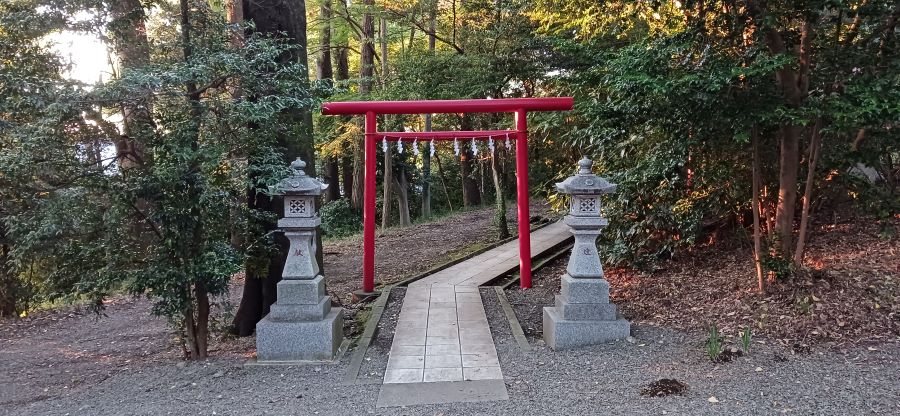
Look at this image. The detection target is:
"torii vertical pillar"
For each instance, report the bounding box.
[515,109,532,289]
[362,111,377,294]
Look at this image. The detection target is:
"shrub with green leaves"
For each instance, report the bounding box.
[0,5,313,358]
[320,199,362,238]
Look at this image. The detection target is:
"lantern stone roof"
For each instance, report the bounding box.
[275,158,328,196]
[555,157,616,195]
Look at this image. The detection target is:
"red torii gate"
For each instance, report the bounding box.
[321,98,574,295]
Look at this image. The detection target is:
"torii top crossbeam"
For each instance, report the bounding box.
[321,98,574,115]
[321,97,574,295]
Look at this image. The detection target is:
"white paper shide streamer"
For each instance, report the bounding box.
[396,138,403,153]
[505,133,512,150]
[453,138,460,156]
[488,136,495,153]
[471,138,478,156]
[382,136,388,152]
[430,140,435,157]
[412,138,419,156]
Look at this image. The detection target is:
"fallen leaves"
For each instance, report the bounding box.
[603,217,900,348]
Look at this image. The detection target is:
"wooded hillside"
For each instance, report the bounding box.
[0,0,897,358]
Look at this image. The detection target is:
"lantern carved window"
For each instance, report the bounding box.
[287,198,310,217]
[579,197,596,213]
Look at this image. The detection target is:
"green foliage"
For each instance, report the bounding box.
[0,0,86,315]
[536,0,900,268]
[540,33,765,267]
[740,326,752,354]
[320,199,362,238]
[705,323,724,362]
[795,296,814,315]
[761,250,795,281]
[0,3,313,349]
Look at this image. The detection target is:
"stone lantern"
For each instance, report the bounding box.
[543,157,630,349]
[256,158,343,361]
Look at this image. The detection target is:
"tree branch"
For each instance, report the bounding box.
[383,7,465,54]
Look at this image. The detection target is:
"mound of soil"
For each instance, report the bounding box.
[640,378,688,397]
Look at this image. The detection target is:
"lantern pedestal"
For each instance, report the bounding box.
[543,275,630,349]
[256,308,343,362]
[257,277,343,361]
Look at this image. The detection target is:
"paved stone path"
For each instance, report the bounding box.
[381,221,570,391]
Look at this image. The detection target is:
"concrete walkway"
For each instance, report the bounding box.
[377,221,570,406]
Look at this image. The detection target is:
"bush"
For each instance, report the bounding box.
[320,199,362,238]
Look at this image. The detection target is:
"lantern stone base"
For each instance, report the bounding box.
[542,275,630,349]
[255,276,344,361]
[256,309,343,361]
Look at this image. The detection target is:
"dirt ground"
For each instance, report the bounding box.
[1,209,897,414]
[4,286,899,415]
[0,203,551,411]
[323,202,553,303]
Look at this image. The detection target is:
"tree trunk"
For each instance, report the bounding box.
[352,0,376,210]
[459,115,481,206]
[490,147,509,240]
[232,269,262,336]
[0,238,16,317]
[334,44,350,81]
[380,17,388,82]
[333,44,352,201]
[382,143,393,228]
[434,150,453,211]
[765,19,812,260]
[107,0,152,170]
[460,149,481,207]
[341,155,353,200]
[793,118,823,268]
[194,281,210,359]
[233,0,318,336]
[179,0,208,359]
[183,305,199,358]
[422,117,433,219]
[324,157,340,202]
[420,5,437,219]
[181,283,210,359]
[232,189,286,336]
[774,124,801,256]
[751,128,765,293]
[317,17,339,204]
[226,0,244,47]
[316,0,333,83]
[394,169,412,226]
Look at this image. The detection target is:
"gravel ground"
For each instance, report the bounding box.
[11,286,899,415]
[355,287,404,382]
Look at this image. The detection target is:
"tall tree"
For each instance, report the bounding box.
[232,0,318,337]
[420,1,437,219]
[334,44,353,201]
[177,0,211,358]
[380,15,393,228]
[318,0,341,203]
[351,0,376,210]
